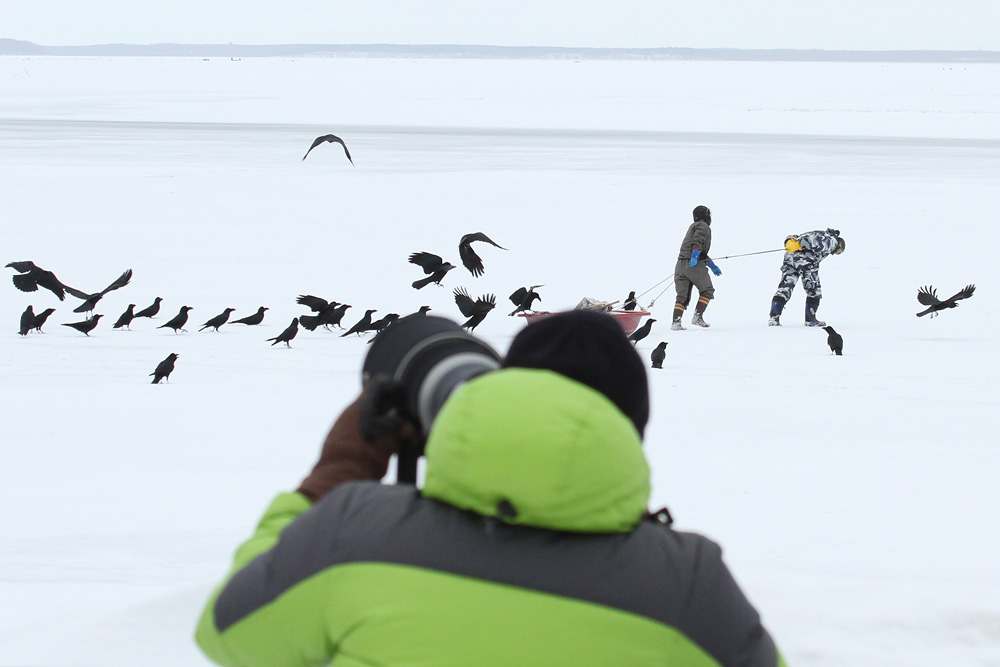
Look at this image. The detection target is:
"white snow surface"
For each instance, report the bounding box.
[1,56,998,666]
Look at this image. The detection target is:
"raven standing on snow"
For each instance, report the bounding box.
[62,314,103,336]
[821,326,843,356]
[650,341,667,368]
[158,306,193,333]
[268,318,300,347]
[916,284,976,317]
[231,306,269,326]
[133,297,163,319]
[150,353,179,384]
[31,308,55,333]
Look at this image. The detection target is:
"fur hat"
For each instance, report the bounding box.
[503,310,650,436]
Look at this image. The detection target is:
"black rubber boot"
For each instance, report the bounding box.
[805,296,825,327]
[768,297,785,326]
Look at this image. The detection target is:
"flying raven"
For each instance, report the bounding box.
[64,268,133,314]
[916,284,976,317]
[7,261,75,300]
[302,134,354,165]
[409,252,456,289]
[454,287,496,332]
[458,232,507,277]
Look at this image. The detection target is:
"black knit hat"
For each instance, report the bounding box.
[503,310,650,436]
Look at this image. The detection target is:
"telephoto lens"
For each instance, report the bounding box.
[361,315,501,482]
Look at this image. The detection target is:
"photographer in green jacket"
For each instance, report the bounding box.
[195,310,786,667]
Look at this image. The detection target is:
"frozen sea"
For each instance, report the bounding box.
[1,55,998,665]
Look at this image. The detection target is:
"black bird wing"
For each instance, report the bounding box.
[454,287,478,317]
[509,287,529,306]
[302,134,354,164]
[408,252,444,274]
[916,286,941,307]
[100,269,133,296]
[6,261,39,273]
[296,294,330,312]
[948,284,976,303]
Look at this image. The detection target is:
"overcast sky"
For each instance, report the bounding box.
[4,0,999,51]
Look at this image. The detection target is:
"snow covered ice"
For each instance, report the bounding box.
[1,55,998,665]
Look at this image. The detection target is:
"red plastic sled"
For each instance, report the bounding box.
[518,310,651,336]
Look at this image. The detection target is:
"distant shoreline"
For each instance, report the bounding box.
[2,38,998,63]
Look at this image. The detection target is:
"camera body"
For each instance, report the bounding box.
[361,314,501,483]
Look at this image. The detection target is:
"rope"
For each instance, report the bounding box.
[636,248,783,309]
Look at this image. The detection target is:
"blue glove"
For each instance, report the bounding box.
[689,249,701,267]
[707,260,722,276]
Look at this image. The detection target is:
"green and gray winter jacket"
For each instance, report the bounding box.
[195,368,785,667]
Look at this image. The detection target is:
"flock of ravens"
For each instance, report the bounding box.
[11,133,981,376]
[8,224,546,383]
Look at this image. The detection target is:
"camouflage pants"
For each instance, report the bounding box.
[773,253,822,301]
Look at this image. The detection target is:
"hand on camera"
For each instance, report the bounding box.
[297,388,418,503]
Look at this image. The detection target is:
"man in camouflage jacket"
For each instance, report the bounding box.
[769,228,845,326]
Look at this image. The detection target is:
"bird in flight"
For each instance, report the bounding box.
[150,353,179,384]
[454,287,496,332]
[509,285,543,316]
[916,284,975,318]
[408,252,456,289]
[65,268,133,314]
[458,232,507,277]
[6,261,75,301]
[302,134,354,165]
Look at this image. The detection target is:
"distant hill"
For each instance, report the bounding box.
[2,38,998,62]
